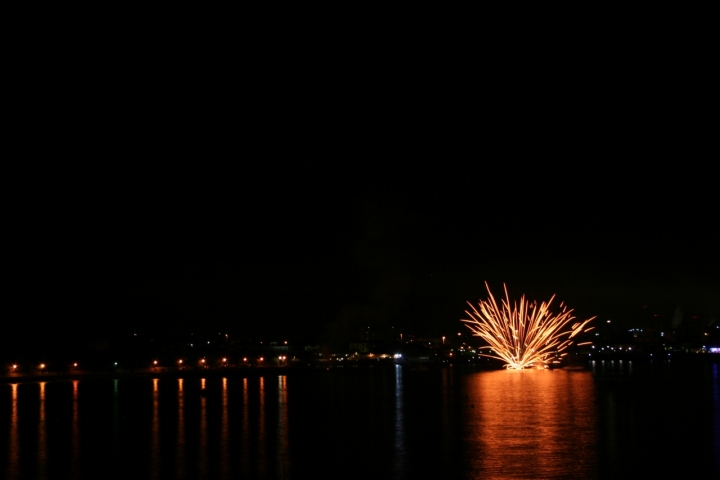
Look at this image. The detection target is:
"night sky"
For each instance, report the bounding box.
[5,13,718,352]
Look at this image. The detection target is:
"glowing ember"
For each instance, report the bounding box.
[462,283,595,369]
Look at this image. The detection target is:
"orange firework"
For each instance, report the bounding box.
[462,282,595,369]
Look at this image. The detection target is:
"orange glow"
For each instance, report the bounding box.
[259,357,264,362]
[462,282,595,369]
[12,364,17,369]
[222,358,227,362]
[465,370,598,477]
[73,363,78,367]
[153,360,158,365]
[39,363,45,369]
[178,359,183,364]
[9,383,18,478]
[201,359,206,363]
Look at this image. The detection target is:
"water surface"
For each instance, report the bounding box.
[1,361,718,479]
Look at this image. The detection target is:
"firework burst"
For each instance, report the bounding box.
[462,282,595,369]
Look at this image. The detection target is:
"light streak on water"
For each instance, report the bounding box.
[394,365,406,479]
[71,381,80,480]
[712,363,720,471]
[277,376,289,479]
[177,378,185,480]
[199,378,207,478]
[151,379,159,480]
[463,282,595,369]
[242,378,249,477]
[258,377,266,478]
[38,382,46,480]
[220,377,229,480]
[8,384,19,480]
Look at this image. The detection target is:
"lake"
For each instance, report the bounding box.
[1,360,718,479]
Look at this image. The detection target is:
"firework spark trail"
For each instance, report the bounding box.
[462,282,595,369]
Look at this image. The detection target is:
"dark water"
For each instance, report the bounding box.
[1,362,718,479]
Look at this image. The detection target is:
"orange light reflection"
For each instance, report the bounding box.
[465,370,597,478]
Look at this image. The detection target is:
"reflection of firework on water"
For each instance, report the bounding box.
[462,283,595,369]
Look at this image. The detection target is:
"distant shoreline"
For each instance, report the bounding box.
[3,354,718,383]
[0,362,491,382]
[1,366,330,383]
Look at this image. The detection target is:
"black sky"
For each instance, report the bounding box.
[5,13,718,349]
